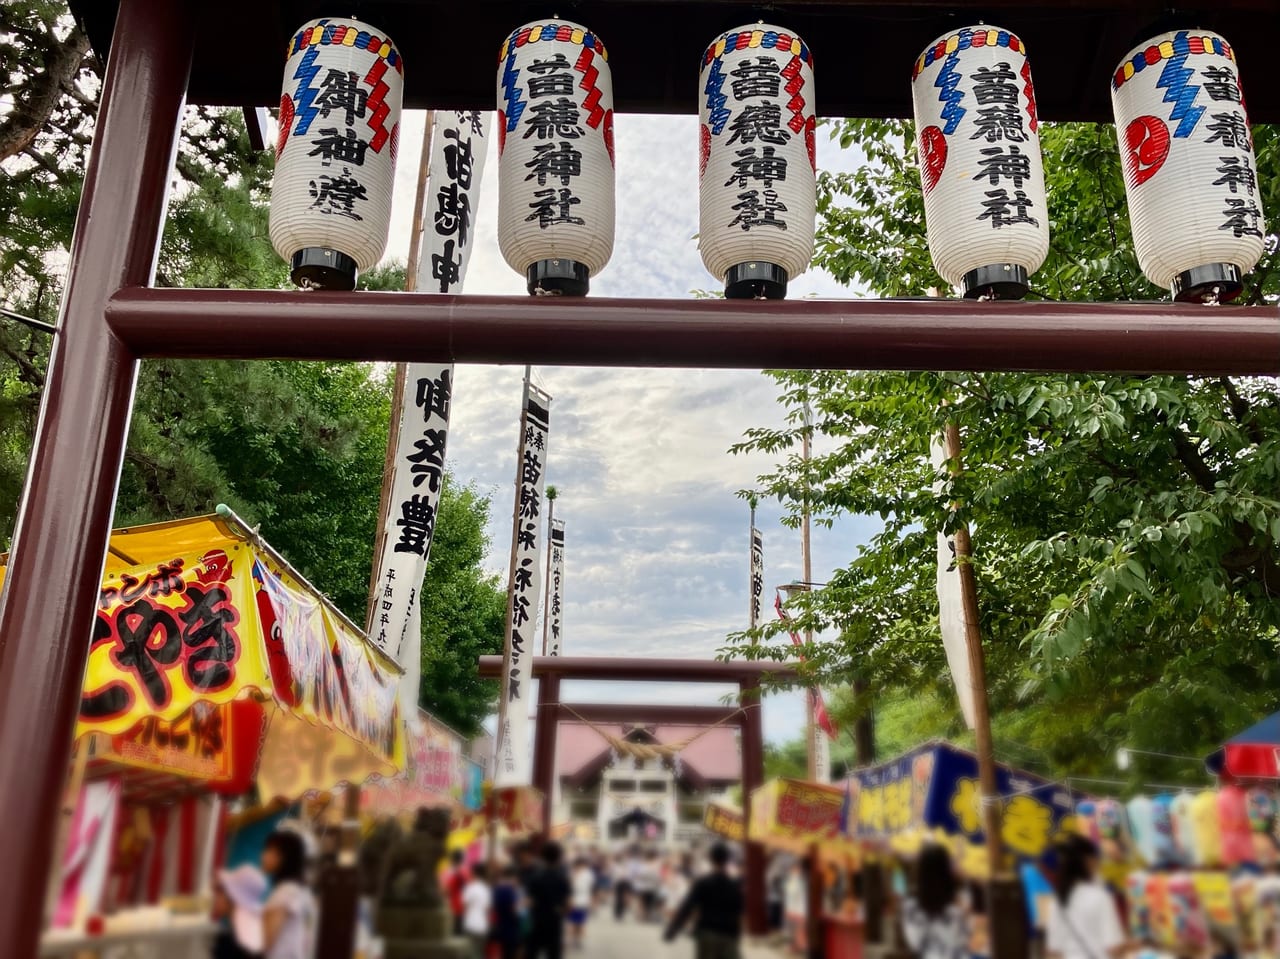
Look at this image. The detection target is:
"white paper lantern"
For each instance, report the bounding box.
[270,18,403,290]
[497,20,615,296]
[1111,29,1265,302]
[911,26,1049,299]
[698,24,816,300]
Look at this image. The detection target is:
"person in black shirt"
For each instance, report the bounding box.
[663,843,744,959]
[525,841,572,959]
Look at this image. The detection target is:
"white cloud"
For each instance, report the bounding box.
[385,112,875,745]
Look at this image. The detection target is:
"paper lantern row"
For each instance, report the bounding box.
[267,18,1265,306]
[912,24,1263,302]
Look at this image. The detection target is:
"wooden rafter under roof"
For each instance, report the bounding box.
[68,1,1280,122]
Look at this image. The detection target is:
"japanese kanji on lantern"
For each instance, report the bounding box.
[496,20,615,296]
[269,18,403,291]
[698,24,816,299]
[911,26,1048,300]
[1111,29,1265,302]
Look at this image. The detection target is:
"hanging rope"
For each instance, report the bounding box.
[559,703,752,762]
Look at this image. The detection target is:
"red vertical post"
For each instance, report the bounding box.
[0,1,192,952]
[739,681,767,935]
[531,667,561,835]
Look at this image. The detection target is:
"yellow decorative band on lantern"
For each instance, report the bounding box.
[911,26,1026,80]
[499,23,609,63]
[1112,31,1236,90]
[701,28,814,69]
[286,19,403,73]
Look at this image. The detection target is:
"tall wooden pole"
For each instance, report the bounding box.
[943,422,1004,874]
[364,111,436,631]
[801,404,818,782]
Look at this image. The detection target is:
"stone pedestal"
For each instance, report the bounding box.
[374,809,470,959]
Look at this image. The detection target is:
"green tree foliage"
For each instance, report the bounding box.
[0,2,505,732]
[734,119,1280,784]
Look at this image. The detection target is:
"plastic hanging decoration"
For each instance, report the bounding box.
[697,24,817,300]
[496,20,616,296]
[910,25,1049,300]
[1111,29,1265,302]
[269,18,404,291]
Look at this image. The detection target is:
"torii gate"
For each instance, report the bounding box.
[478,655,798,934]
[0,2,1276,955]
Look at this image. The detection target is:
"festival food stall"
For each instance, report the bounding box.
[703,801,745,842]
[748,778,859,957]
[23,510,405,958]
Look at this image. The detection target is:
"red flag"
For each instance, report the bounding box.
[775,592,838,741]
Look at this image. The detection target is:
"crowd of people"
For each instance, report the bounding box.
[441,840,747,959]
[208,828,752,959]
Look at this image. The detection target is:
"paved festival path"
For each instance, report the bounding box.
[574,917,785,959]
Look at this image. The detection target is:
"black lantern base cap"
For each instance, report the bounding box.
[527,259,590,297]
[1173,263,1244,304]
[725,261,788,300]
[961,263,1029,300]
[290,248,358,291]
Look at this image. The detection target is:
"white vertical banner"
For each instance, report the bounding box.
[749,527,764,628]
[496,383,551,787]
[548,520,565,657]
[371,111,489,712]
[931,436,977,729]
[418,111,491,293]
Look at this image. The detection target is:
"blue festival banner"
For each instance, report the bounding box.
[848,741,1081,862]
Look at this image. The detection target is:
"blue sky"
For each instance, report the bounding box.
[385,112,878,746]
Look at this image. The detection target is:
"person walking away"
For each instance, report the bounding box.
[663,843,744,959]
[492,866,524,959]
[899,844,968,959]
[663,860,691,925]
[1045,835,1128,959]
[462,865,493,959]
[567,858,594,950]
[636,850,662,922]
[260,831,317,959]
[526,842,572,959]
[444,850,472,938]
[783,861,806,954]
[213,864,267,959]
[614,851,635,921]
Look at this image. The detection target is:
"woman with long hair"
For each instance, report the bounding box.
[900,844,968,959]
[260,830,317,959]
[1045,835,1126,959]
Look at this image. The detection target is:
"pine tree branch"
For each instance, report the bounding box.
[0,24,90,163]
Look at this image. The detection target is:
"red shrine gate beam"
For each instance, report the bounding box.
[0,1,1277,956]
